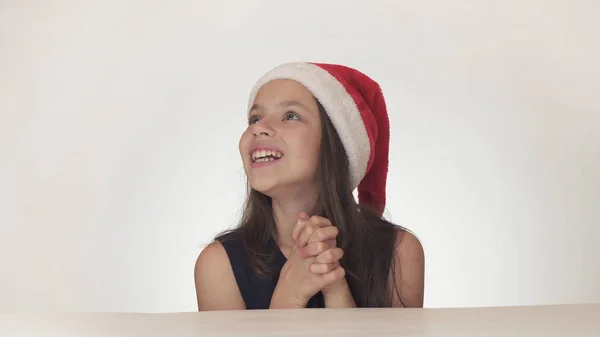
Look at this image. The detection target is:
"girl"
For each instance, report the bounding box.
[194,62,425,310]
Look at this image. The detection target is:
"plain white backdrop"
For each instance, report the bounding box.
[1,0,599,313]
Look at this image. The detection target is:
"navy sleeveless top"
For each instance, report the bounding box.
[218,231,325,309]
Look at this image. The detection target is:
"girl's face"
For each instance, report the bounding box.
[239,79,322,197]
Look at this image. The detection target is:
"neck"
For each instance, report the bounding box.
[271,189,318,253]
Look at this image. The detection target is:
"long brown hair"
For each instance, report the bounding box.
[216,98,403,307]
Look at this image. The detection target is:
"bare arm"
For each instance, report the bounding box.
[194,241,246,311]
[388,231,425,308]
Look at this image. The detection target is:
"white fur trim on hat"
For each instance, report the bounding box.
[247,62,370,190]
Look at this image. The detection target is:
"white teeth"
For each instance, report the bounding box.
[254,157,277,163]
[251,149,283,162]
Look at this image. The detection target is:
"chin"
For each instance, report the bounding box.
[248,177,280,197]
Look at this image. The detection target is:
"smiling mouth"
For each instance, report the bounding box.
[251,149,283,163]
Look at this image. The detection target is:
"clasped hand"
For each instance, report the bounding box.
[273,212,346,307]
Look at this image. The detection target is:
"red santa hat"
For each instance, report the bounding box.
[248,62,390,217]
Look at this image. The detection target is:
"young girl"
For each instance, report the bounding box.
[194,62,425,310]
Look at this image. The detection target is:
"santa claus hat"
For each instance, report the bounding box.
[248,62,390,216]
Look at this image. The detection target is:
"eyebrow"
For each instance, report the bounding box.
[250,100,310,113]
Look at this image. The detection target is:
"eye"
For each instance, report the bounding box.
[248,115,260,124]
[284,111,300,121]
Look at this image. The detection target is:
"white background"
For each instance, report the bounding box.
[1,0,599,313]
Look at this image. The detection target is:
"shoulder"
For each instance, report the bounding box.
[388,228,425,308]
[194,240,230,275]
[394,230,425,266]
[194,238,246,310]
[195,231,242,276]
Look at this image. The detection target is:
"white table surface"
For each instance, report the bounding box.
[1,304,598,337]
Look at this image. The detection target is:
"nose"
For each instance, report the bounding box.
[251,118,275,138]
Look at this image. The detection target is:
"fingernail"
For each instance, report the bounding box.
[298,212,310,220]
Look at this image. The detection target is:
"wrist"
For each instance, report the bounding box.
[321,277,348,296]
[269,279,309,309]
[269,291,307,309]
[322,277,357,308]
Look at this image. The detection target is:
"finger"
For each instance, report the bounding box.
[309,261,339,274]
[298,225,338,250]
[317,266,346,287]
[296,224,315,249]
[296,217,332,248]
[299,241,329,258]
[292,213,310,243]
[308,215,332,228]
[307,226,338,246]
[315,247,344,264]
